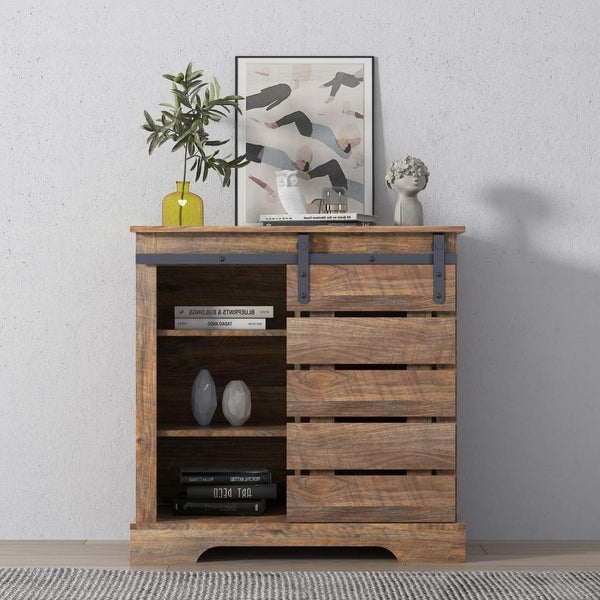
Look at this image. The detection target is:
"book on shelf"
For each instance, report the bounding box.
[174,318,266,330]
[185,483,277,500]
[173,495,267,516]
[180,467,272,485]
[174,306,274,318]
[259,213,376,226]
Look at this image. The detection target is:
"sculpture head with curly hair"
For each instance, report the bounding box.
[385,155,430,195]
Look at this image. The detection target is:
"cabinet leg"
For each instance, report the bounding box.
[130,537,211,565]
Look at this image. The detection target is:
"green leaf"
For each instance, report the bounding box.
[189,68,204,81]
[212,77,221,99]
[172,136,188,152]
[188,82,208,96]
[185,62,193,82]
[148,133,161,155]
[172,89,191,108]
[207,108,227,119]
[143,110,156,129]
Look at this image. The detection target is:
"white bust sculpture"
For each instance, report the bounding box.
[385,155,430,225]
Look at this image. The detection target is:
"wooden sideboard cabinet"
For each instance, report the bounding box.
[130,225,465,564]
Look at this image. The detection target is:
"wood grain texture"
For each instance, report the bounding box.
[287,423,455,470]
[287,369,455,417]
[286,475,456,522]
[130,521,466,564]
[136,264,158,523]
[139,231,299,254]
[306,232,458,254]
[287,265,456,312]
[131,228,462,257]
[287,317,456,365]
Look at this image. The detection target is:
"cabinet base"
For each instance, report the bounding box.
[130,519,465,564]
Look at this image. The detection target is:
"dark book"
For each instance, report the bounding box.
[173,495,267,516]
[180,467,271,485]
[186,483,277,500]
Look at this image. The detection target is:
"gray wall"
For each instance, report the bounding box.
[1,0,599,539]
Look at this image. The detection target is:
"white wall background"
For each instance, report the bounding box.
[1,0,599,540]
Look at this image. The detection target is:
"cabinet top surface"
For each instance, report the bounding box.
[130,225,465,234]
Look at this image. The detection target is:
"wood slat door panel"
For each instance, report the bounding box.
[287,317,455,365]
[287,475,456,522]
[287,265,456,312]
[287,369,455,417]
[287,423,455,470]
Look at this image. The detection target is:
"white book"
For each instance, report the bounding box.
[174,318,266,330]
[174,306,274,318]
[259,213,376,223]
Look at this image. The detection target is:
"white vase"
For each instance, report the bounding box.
[394,193,423,226]
[222,380,252,426]
[191,369,217,426]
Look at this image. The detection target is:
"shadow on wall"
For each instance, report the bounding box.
[372,57,391,222]
[457,185,600,539]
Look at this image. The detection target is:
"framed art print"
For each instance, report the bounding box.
[235,56,373,225]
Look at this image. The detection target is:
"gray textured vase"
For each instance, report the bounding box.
[222,380,251,426]
[191,369,217,426]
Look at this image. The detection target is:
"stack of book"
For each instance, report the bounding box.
[173,467,276,516]
[174,305,274,330]
[259,213,376,226]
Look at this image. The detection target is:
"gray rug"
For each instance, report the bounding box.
[1,569,600,600]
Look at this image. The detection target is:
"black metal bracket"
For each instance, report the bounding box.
[433,233,446,305]
[296,234,310,305]
[136,232,454,305]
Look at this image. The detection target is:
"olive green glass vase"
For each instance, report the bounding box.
[162,181,204,226]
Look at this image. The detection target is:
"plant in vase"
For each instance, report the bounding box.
[143,63,248,225]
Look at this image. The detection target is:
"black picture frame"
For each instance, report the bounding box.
[235,56,374,225]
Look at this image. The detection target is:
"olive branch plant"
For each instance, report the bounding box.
[143,63,248,195]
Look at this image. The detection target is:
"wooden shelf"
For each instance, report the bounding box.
[158,329,287,337]
[153,505,287,526]
[157,425,287,438]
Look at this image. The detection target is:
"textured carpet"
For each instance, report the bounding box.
[1,569,600,600]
